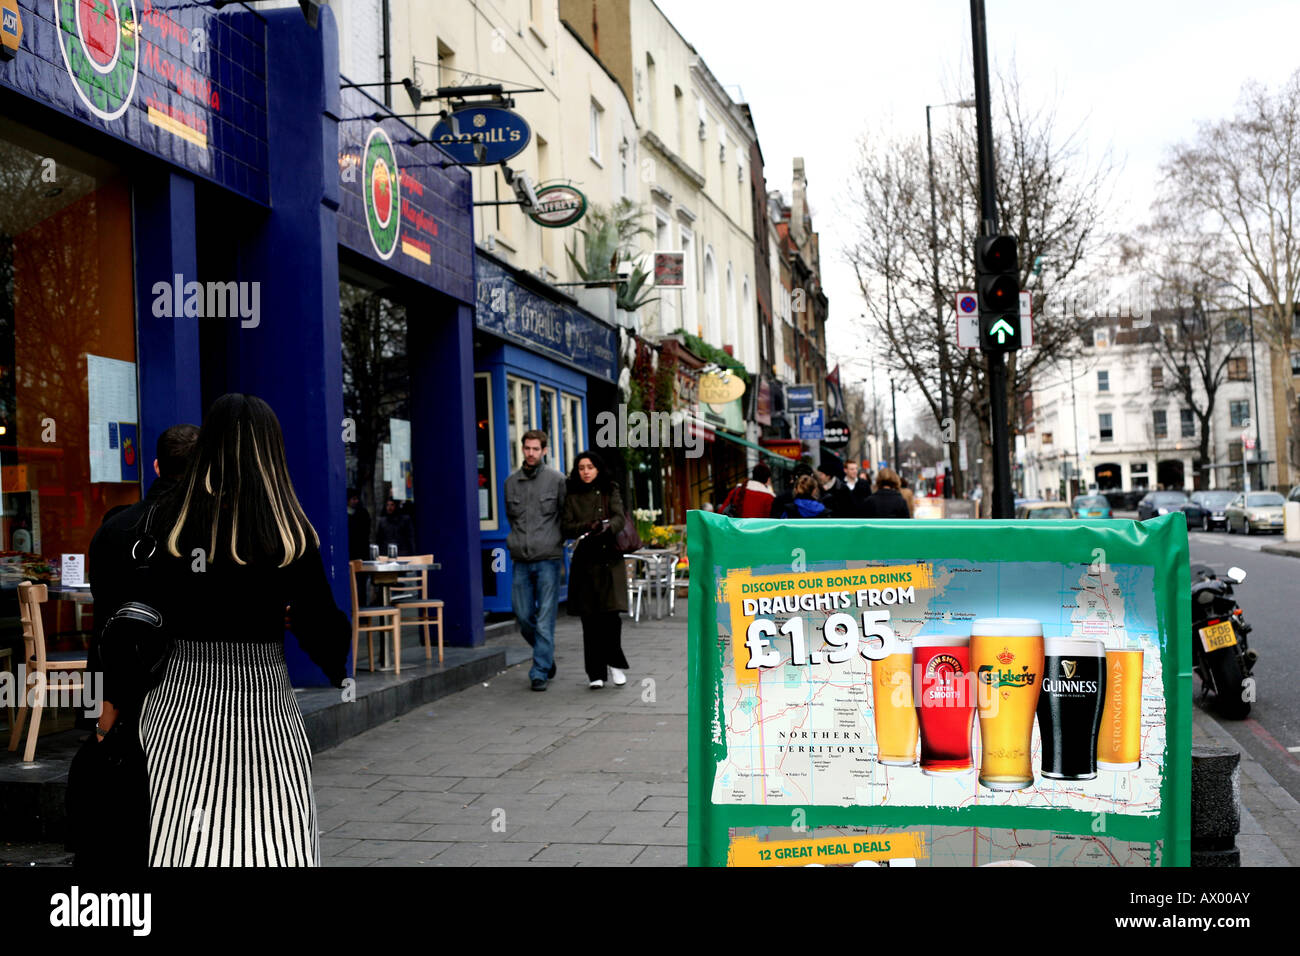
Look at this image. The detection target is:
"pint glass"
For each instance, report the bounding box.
[913,636,974,774]
[1037,637,1106,780]
[872,641,918,766]
[971,618,1044,791]
[1097,648,1143,771]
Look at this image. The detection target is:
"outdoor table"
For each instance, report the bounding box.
[633,550,678,619]
[356,558,441,670]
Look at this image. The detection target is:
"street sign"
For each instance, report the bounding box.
[797,409,824,441]
[958,290,1033,348]
[822,418,850,449]
[1244,437,1256,451]
[787,384,815,414]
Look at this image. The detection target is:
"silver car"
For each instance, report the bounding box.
[1225,491,1286,534]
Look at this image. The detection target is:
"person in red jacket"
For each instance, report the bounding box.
[720,462,777,518]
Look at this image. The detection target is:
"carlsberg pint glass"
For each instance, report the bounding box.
[1037,637,1106,780]
[971,618,1044,791]
[1097,648,1144,771]
[913,636,974,774]
[872,639,918,766]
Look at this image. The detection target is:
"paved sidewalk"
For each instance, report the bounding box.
[314,605,688,866]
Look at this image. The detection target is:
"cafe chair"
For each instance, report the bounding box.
[624,555,650,623]
[387,554,444,665]
[348,559,401,675]
[8,581,88,763]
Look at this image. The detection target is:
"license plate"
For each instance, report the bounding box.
[1200,620,1237,653]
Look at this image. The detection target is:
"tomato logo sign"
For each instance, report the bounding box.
[122,436,135,467]
[363,127,401,260]
[55,0,139,121]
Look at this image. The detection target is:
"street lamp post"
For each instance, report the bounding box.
[1246,281,1265,491]
[926,98,976,496]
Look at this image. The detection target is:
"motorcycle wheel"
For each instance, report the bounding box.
[1208,650,1251,719]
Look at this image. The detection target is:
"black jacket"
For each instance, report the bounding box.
[820,479,855,519]
[347,505,371,561]
[862,487,912,519]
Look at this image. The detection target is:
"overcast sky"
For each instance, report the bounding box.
[653,0,1300,435]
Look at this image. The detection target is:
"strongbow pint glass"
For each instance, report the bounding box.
[1037,637,1106,780]
[1097,648,1143,771]
[913,636,974,774]
[971,618,1044,791]
[872,639,918,766]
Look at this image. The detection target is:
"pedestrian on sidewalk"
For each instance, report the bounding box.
[126,394,349,866]
[561,449,630,689]
[769,461,815,518]
[862,468,912,519]
[780,474,832,519]
[720,462,776,517]
[505,429,567,691]
[374,496,415,556]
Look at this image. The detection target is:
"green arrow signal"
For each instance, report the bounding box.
[989,317,1015,344]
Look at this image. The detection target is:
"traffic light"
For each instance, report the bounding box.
[975,235,1021,351]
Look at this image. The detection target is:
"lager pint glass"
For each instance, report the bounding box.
[913,636,974,774]
[1037,637,1106,780]
[872,640,918,766]
[971,618,1044,791]
[1097,648,1143,771]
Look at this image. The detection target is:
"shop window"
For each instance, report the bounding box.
[0,124,138,593]
[562,393,583,471]
[475,373,497,529]
[507,376,535,473]
[539,386,559,470]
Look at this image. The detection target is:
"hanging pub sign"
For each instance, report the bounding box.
[698,368,746,405]
[823,418,851,449]
[654,251,685,287]
[430,105,531,166]
[527,182,587,228]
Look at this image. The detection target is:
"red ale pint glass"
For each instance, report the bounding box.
[913,636,975,774]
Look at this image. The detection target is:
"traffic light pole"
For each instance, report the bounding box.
[970,0,1014,519]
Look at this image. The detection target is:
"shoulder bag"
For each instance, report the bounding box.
[99,505,174,699]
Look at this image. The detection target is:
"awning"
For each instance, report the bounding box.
[700,422,799,468]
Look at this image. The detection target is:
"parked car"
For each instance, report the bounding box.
[1137,490,1190,521]
[1102,489,1145,511]
[1016,501,1074,519]
[1071,494,1112,518]
[1225,491,1286,534]
[1013,497,1044,511]
[1287,485,1300,503]
[1190,490,1238,531]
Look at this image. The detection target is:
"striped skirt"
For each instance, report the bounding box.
[138,639,319,867]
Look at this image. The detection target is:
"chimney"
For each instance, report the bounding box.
[791,158,807,246]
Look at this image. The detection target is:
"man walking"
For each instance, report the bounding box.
[506,430,567,691]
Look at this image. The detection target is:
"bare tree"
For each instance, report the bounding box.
[1160,69,1300,487]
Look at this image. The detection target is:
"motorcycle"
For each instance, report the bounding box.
[1190,564,1258,719]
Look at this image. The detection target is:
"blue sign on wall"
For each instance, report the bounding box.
[430,106,531,166]
[0,1,270,203]
[797,409,824,440]
[787,384,815,414]
[475,254,617,383]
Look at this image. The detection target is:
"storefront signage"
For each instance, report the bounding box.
[0,0,270,202]
[796,408,824,441]
[654,251,685,287]
[755,378,772,426]
[688,513,1191,867]
[698,369,745,405]
[430,105,530,166]
[0,0,22,59]
[475,254,617,383]
[823,418,851,449]
[759,438,802,461]
[527,183,586,228]
[338,88,473,304]
[786,383,814,414]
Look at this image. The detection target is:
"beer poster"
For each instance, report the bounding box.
[687,511,1192,867]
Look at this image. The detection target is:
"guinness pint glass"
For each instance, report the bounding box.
[913,636,974,774]
[1097,648,1144,771]
[971,618,1044,791]
[872,640,918,766]
[1037,637,1106,780]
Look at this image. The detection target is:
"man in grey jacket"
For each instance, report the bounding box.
[505,429,567,691]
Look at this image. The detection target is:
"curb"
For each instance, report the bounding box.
[1260,544,1300,559]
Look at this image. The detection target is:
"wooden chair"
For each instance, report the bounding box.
[0,643,13,736]
[8,581,88,763]
[387,555,444,665]
[348,560,401,675]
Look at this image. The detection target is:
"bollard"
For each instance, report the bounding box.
[1285,501,1300,542]
[1191,745,1241,867]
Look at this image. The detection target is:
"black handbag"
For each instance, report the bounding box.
[99,505,173,696]
[66,716,150,869]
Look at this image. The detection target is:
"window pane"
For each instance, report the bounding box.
[1098,371,1109,391]
[475,374,495,525]
[539,387,557,469]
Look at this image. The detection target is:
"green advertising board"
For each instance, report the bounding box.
[687,512,1191,867]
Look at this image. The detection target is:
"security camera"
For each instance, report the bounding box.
[511,171,539,212]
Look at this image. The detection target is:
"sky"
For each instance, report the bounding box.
[652,0,1300,435]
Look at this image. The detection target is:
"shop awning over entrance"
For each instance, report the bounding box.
[705,425,799,469]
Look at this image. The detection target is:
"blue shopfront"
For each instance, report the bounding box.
[0,3,480,682]
[474,252,618,614]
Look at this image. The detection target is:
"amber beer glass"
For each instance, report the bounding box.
[913,636,974,774]
[872,639,918,766]
[971,619,1044,791]
[1097,648,1144,771]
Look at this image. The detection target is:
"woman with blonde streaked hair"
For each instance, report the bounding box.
[128,393,350,866]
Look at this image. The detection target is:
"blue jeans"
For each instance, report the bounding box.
[512,559,561,682]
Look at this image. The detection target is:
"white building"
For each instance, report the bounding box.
[1025,314,1276,497]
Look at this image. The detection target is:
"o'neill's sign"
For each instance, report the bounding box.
[430,105,530,166]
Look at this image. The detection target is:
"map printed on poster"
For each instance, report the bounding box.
[687,512,1191,867]
[87,354,138,483]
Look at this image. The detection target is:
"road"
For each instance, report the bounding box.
[1185,526,1300,804]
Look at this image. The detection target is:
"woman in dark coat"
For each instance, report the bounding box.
[862,467,912,519]
[561,450,630,688]
[781,474,832,518]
